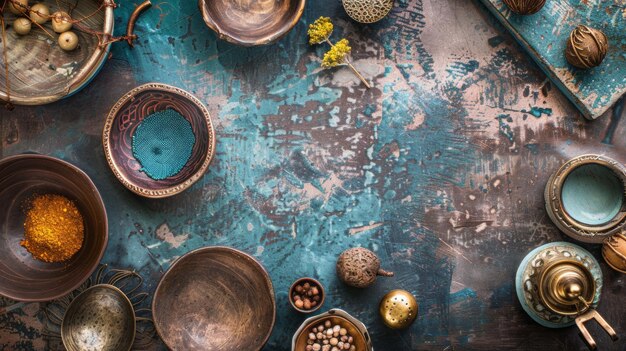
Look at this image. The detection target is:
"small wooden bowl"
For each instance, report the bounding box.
[103,83,216,198]
[152,246,276,351]
[289,277,325,313]
[292,309,373,351]
[198,0,306,46]
[0,154,108,302]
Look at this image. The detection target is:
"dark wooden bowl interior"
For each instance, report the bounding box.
[294,315,368,351]
[0,0,107,102]
[199,0,305,45]
[0,155,108,301]
[153,246,275,351]
[106,86,212,195]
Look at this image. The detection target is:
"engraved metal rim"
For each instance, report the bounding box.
[197,0,306,46]
[102,82,216,199]
[537,259,595,316]
[291,308,374,351]
[60,284,136,351]
[0,154,109,302]
[545,154,626,243]
[152,246,276,351]
[288,277,325,313]
[0,0,115,106]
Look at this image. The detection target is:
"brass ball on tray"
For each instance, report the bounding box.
[603,233,626,273]
[342,0,394,24]
[502,0,546,15]
[565,25,608,69]
[379,289,418,329]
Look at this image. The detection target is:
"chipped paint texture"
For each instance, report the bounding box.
[0,0,625,350]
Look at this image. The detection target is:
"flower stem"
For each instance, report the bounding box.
[346,62,371,89]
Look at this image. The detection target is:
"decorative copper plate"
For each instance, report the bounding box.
[102,83,216,198]
[0,154,108,302]
[152,246,276,351]
[198,0,306,46]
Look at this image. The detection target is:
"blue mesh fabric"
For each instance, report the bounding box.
[131,109,196,181]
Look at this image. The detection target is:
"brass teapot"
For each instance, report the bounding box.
[516,242,618,349]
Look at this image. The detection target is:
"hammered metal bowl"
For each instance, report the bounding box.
[62,285,135,351]
[0,154,108,302]
[292,309,373,351]
[152,246,276,351]
[199,0,306,46]
[102,83,216,198]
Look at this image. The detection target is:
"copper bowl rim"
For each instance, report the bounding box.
[61,284,136,351]
[0,0,115,106]
[102,82,217,199]
[288,277,325,313]
[0,154,109,302]
[197,0,306,46]
[152,246,276,350]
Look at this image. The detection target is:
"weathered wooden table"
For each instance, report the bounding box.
[1,0,624,350]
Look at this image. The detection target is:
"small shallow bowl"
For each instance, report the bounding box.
[292,309,373,351]
[199,0,306,46]
[62,284,135,351]
[0,0,113,105]
[289,277,325,313]
[152,246,276,351]
[103,83,216,198]
[0,154,108,301]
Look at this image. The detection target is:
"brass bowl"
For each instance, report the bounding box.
[61,285,135,351]
[153,246,276,350]
[198,0,306,46]
[0,0,113,105]
[103,83,216,198]
[0,154,108,302]
[292,309,373,351]
[288,277,325,313]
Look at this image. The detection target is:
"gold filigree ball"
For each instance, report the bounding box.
[342,0,394,24]
[379,289,418,329]
[603,233,626,273]
[565,25,608,69]
[502,0,546,15]
[336,247,394,288]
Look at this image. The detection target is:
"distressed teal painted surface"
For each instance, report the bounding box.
[480,0,626,119]
[0,0,625,350]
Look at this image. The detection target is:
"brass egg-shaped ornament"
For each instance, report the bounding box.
[378,289,418,329]
[342,0,394,24]
[603,233,626,273]
[502,0,546,15]
[565,25,608,69]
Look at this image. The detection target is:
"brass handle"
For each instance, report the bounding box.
[575,310,618,350]
[125,0,152,47]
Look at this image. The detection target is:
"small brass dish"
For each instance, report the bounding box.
[153,246,275,351]
[292,309,373,351]
[103,83,216,198]
[61,285,135,351]
[198,0,306,46]
[289,277,325,313]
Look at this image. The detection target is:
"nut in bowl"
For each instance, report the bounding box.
[292,309,373,351]
[289,277,325,313]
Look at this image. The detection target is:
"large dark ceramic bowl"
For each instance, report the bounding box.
[152,246,276,351]
[199,0,306,46]
[103,83,216,198]
[0,154,108,301]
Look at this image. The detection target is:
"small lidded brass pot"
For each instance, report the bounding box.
[378,289,418,329]
[516,242,618,349]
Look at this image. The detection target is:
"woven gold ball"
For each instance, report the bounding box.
[565,25,608,69]
[603,233,626,273]
[342,0,393,24]
[502,0,546,15]
[378,289,418,329]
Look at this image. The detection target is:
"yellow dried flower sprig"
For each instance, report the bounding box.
[308,17,371,89]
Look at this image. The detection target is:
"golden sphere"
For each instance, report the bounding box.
[29,3,50,25]
[59,31,79,51]
[13,18,32,36]
[603,233,626,273]
[378,289,418,329]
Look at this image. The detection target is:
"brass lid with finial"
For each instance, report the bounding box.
[378,289,418,329]
[537,258,595,316]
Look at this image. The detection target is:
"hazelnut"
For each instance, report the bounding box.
[51,11,72,33]
[29,3,49,24]
[13,18,31,35]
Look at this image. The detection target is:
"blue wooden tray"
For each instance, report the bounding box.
[479,0,626,119]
